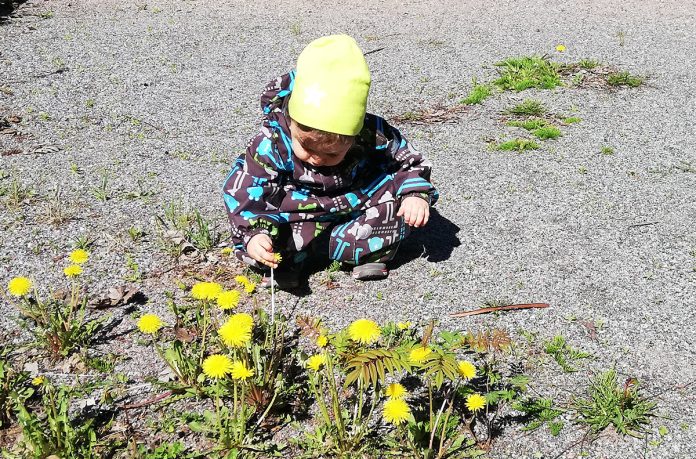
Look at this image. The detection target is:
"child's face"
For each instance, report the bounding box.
[290,119,354,167]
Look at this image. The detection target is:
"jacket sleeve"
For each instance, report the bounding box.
[378,117,439,205]
[222,129,287,251]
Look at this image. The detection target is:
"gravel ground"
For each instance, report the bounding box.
[1,0,695,457]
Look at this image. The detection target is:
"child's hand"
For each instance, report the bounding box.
[247,234,279,268]
[397,196,430,227]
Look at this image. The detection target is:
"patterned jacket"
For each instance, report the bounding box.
[222,70,438,251]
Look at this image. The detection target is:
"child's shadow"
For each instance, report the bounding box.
[390,208,461,269]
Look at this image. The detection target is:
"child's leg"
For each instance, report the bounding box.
[328,200,410,266]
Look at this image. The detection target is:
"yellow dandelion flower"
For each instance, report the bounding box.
[409,346,432,364]
[202,354,233,379]
[221,247,233,256]
[457,361,477,380]
[556,44,566,52]
[31,376,45,386]
[191,282,222,301]
[348,319,381,345]
[273,253,282,263]
[316,335,328,348]
[230,312,253,329]
[8,277,32,297]
[69,249,89,264]
[137,314,163,334]
[306,354,327,371]
[231,361,254,380]
[466,393,486,412]
[385,383,407,400]
[218,313,253,347]
[244,281,255,294]
[63,264,83,278]
[397,321,412,330]
[234,275,250,285]
[216,290,241,310]
[383,398,411,425]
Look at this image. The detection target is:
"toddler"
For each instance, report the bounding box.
[222,35,438,288]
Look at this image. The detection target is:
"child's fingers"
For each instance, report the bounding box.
[422,207,430,225]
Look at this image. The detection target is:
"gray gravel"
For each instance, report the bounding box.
[1,0,695,457]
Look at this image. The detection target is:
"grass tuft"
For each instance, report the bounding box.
[506,118,548,130]
[532,125,562,140]
[461,81,492,105]
[574,370,656,437]
[496,139,540,152]
[563,117,582,124]
[607,71,643,87]
[505,99,547,116]
[493,56,561,91]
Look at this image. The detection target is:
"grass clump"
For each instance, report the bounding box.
[496,139,540,152]
[607,71,643,87]
[493,56,561,91]
[532,125,562,140]
[578,59,600,69]
[461,81,492,105]
[574,370,656,437]
[563,116,582,124]
[505,99,547,116]
[600,146,615,155]
[506,118,548,130]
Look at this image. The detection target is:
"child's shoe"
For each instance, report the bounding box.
[352,262,389,281]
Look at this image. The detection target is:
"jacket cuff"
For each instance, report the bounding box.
[400,191,432,206]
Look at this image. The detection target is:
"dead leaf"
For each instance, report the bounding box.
[1,148,21,156]
[90,285,141,309]
[580,320,598,341]
[174,325,197,343]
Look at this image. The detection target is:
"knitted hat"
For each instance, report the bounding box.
[288,35,371,136]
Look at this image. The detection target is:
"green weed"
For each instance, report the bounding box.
[506,99,547,116]
[600,146,615,155]
[496,139,540,152]
[543,335,591,372]
[573,370,656,437]
[506,118,548,130]
[532,125,562,140]
[461,80,492,105]
[607,71,643,87]
[493,56,561,91]
[564,117,582,124]
[578,59,600,69]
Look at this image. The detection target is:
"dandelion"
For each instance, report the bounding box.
[348,319,381,344]
[466,393,486,412]
[235,275,256,294]
[273,253,282,263]
[202,354,233,379]
[316,335,328,348]
[8,277,32,297]
[383,398,411,425]
[218,313,253,347]
[221,247,233,256]
[385,383,407,400]
[190,281,223,301]
[216,290,241,310]
[556,44,566,52]
[231,361,254,380]
[457,360,477,380]
[31,376,45,386]
[306,354,327,371]
[63,264,83,278]
[397,321,412,330]
[409,346,432,363]
[137,314,163,334]
[69,249,89,264]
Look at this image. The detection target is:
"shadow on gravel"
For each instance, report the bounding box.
[390,207,461,269]
[0,0,27,22]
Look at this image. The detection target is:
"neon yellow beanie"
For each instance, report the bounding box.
[288,34,371,136]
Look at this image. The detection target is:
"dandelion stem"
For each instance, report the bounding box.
[270,267,275,324]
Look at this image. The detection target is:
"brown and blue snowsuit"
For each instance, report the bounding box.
[222,71,438,268]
